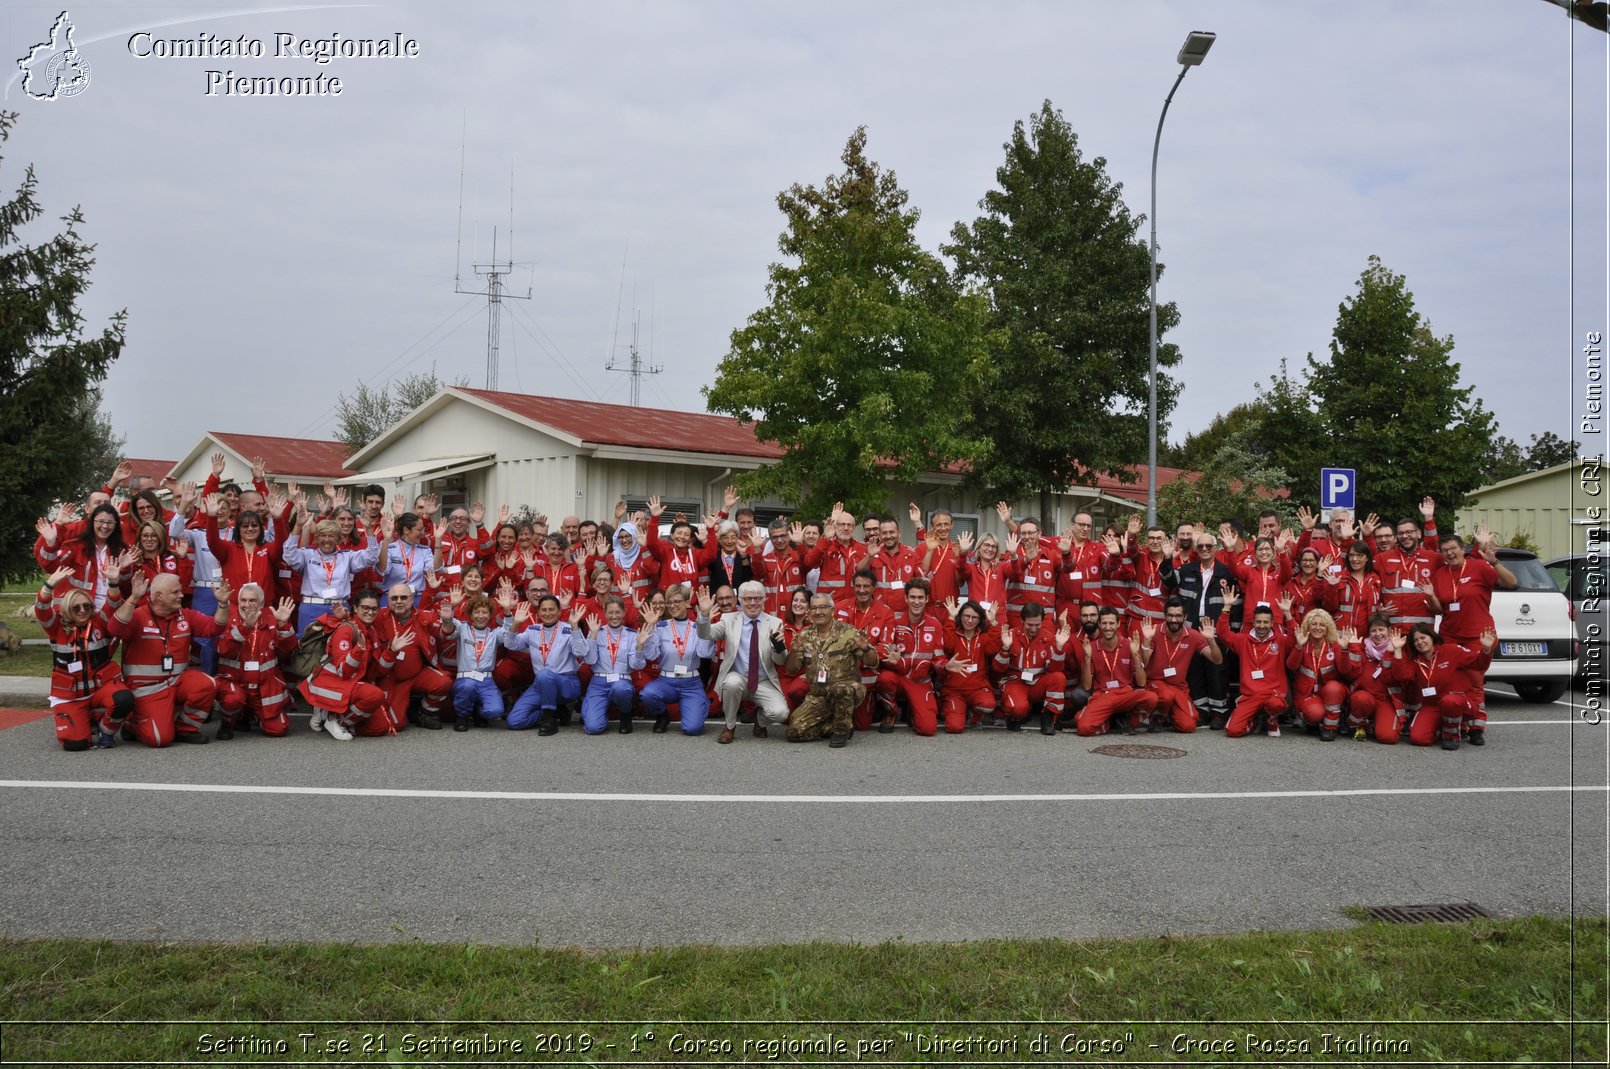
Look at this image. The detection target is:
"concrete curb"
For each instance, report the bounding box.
[0,675,50,709]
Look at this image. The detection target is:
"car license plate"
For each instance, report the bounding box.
[1500,641,1547,657]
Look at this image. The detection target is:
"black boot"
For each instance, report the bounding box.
[216,719,235,741]
[652,714,669,734]
[618,712,633,734]
[537,712,559,736]
[1039,711,1056,735]
[410,707,443,730]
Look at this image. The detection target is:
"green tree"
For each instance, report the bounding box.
[1524,431,1578,470]
[0,111,127,582]
[1165,400,1269,470]
[947,100,1179,508]
[334,364,466,453]
[705,128,991,517]
[1300,256,1497,522]
[1156,431,1294,533]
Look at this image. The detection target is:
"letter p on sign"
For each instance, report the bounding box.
[1320,468,1356,511]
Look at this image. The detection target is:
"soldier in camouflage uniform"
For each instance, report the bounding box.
[784,594,878,747]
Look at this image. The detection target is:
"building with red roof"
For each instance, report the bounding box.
[169,432,355,489]
[337,387,1193,538]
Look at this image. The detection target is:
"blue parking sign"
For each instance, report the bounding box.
[1320,468,1356,511]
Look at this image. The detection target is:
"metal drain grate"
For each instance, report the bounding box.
[1364,903,1492,924]
[1089,743,1187,759]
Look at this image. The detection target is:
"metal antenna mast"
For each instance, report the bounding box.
[455,157,531,390]
[606,306,662,407]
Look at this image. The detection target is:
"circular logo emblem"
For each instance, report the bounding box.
[1520,603,1531,614]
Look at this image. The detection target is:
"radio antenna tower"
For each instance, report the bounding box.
[455,150,531,390]
[606,307,662,407]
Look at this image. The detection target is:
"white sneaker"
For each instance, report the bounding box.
[1266,722,1281,738]
[308,708,327,733]
[323,717,354,741]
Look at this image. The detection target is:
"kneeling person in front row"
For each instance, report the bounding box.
[581,595,645,734]
[784,593,876,747]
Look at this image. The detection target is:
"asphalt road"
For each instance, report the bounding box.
[0,684,1603,947]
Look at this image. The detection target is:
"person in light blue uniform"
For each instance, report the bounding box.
[442,592,521,730]
[636,584,717,735]
[505,594,589,735]
[383,512,435,602]
[580,595,646,735]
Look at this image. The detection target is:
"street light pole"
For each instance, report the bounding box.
[1148,30,1215,528]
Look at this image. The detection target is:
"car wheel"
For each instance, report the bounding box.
[1514,680,1568,704]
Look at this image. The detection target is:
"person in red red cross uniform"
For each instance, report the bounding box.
[1140,596,1223,733]
[1214,589,1294,739]
[1074,606,1158,735]
[872,578,953,736]
[995,602,1072,734]
[214,583,300,738]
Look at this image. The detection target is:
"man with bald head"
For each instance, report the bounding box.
[109,571,231,745]
[367,581,452,730]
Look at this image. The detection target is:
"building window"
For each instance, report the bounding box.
[623,496,704,523]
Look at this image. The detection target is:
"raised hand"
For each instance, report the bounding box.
[392,630,413,653]
[1057,533,1072,554]
[924,529,940,551]
[639,601,661,628]
[1126,515,1141,537]
[216,579,233,605]
[614,497,628,522]
[723,484,740,511]
[1004,532,1020,557]
[420,493,440,517]
[35,517,58,546]
[450,583,467,608]
[1219,580,1240,608]
[957,531,975,553]
[750,528,767,551]
[203,493,221,518]
[331,486,349,508]
[1420,496,1436,521]
[1101,533,1121,555]
[47,564,75,586]
[1140,619,1157,644]
[1161,536,1176,560]
[1362,512,1380,537]
[211,452,227,477]
[995,501,1012,524]
[1338,626,1358,646]
[466,501,484,526]
[322,482,337,504]
[113,548,138,577]
[944,596,960,617]
[111,460,134,487]
[514,601,533,626]
[908,501,923,528]
[1391,632,1408,654]
[129,570,149,602]
[648,494,664,517]
[1055,618,1073,649]
[556,589,574,610]
[1199,619,1217,642]
[1474,522,1494,549]
[251,455,268,483]
[789,521,805,543]
[697,590,715,618]
[498,503,511,525]
[392,492,407,517]
[273,598,296,624]
[267,484,289,515]
[1296,504,1316,531]
[569,603,587,626]
[999,623,1013,650]
[703,510,721,531]
[1479,626,1497,652]
[496,585,516,611]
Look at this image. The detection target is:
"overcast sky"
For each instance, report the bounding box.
[4,0,1606,465]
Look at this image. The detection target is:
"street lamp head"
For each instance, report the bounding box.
[1177,30,1216,66]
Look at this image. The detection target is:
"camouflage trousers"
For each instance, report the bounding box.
[787,681,864,741]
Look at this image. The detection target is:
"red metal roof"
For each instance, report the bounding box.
[459,388,785,459]
[210,433,355,479]
[124,458,176,482]
[457,389,1203,498]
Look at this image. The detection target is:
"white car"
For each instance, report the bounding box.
[1486,549,1579,704]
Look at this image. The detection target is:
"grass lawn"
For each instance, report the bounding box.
[0,918,1603,1065]
[2,591,56,680]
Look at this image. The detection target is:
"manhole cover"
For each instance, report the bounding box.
[1364,903,1491,924]
[1089,743,1187,759]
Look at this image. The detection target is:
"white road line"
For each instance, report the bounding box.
[1498,718,1596,725]
[0,780,1604,804]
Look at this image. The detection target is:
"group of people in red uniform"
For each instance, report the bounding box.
[32,460,1513,753]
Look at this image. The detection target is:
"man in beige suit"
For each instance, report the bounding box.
[698,579,790,744]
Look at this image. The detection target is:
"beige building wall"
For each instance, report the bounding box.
[1458,459,1606,560]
